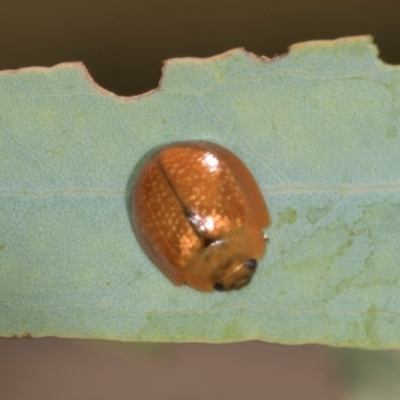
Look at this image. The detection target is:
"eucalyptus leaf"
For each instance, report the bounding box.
[1,36,400,347]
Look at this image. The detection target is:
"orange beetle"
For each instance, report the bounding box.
[131,141,271,292]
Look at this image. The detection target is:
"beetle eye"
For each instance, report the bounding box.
[213,282,225,291]
[244,259,257,270]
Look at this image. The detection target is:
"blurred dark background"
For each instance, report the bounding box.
[1,340,345,400]
[2,0,399,398]
[1,0,398,96]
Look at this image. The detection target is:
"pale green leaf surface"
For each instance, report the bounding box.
[1,36,400,347]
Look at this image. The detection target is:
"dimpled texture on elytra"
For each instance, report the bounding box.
[158,146,248,239]
[133,157,202,270]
